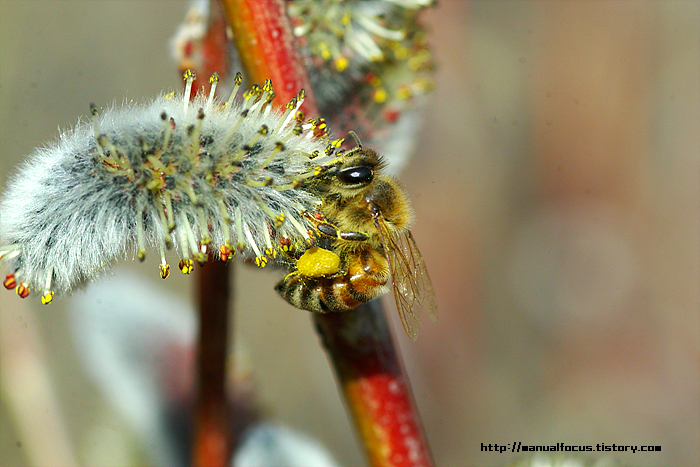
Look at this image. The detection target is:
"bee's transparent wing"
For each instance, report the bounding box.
[380,224,438,341]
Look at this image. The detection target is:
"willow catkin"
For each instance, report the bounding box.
[0,71,345,304]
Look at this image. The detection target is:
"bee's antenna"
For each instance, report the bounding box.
[348,130,362,148]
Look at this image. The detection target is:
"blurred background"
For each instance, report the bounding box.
[1,1,698,466]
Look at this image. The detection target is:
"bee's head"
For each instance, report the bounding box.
[333,147,385,188]
[320,145,413,238]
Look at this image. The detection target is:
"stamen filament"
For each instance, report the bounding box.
[206,72,219,108]
[225,71,243,109]
[183,69,196,110]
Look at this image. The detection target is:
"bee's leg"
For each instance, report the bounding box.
[317,223,369,242]
[301,211,369,242]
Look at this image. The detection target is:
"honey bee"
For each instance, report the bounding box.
[275,142,437,340]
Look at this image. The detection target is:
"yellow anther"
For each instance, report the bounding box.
[263,78,273,92]
[194,252,207,267]
[255,256,268,268]
[183,69,196,82]
[179,259,194,274]
[137,249,146,262]
[41,291,54,305]
[159,263,170,279]
[209,72,220,84]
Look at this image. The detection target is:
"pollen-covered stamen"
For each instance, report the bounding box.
[262,78,274,95]
[258,89,276,116]
[195,244,208,267]
[292,122,304,136]
[241,85,262,115]
[276,96,299,134]
[40,268,54,305]
[183,69,197,110]
[225,71,243,109]
[206,72,220,108]
[253,79,275,115]
[242,222,266,267]
[179,259,194,274]
[306,117,329,140]
[41,291,54,305]
[279,236,292,253]
[159,243,170,279]
[325,138,345,156]
[136,212,146,261]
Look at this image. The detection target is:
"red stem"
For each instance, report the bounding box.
[192,261,231,467]
[314,302,434,467]
[219,1,435,465]
[222,0,318,115]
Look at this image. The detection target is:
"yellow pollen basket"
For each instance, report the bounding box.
[296,247,341,278]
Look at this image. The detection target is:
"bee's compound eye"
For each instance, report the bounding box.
[337,166,373,186]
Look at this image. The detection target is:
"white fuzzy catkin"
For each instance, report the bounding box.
[0,72,342,302]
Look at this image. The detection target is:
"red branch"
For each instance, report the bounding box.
[222,0,318,116]
[219,1,435,466]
